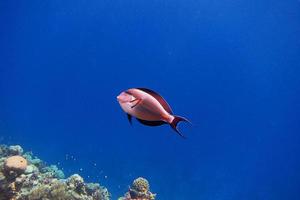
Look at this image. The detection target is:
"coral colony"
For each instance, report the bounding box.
[118,177,156,200]
[0,145,156,200]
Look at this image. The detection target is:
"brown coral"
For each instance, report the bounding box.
[132,177,149,193]
[4,156,28,173]
[119,177,156,200]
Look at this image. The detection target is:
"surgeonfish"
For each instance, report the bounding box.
[117,88,189,138]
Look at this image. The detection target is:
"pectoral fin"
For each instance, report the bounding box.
[127,114,132,125]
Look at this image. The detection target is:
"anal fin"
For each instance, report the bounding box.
[136,118,166,126]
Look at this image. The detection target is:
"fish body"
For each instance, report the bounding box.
[117,88,189,138]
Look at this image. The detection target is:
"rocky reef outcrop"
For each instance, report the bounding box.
[0,144,110,200]
[118,177,156,200]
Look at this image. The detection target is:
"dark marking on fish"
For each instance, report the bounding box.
[130,98,142,108]
[125,91,133,95]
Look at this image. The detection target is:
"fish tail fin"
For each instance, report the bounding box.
[170,115,190,139]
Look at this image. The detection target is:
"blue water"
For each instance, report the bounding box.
[1,0,300,199]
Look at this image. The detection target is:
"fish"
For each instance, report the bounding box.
[117,88,189,138]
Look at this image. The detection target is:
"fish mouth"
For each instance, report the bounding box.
[117,91,134,103]
[116,95,122,102]
[117,95,128,103]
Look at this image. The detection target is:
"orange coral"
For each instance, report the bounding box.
[4,155,28,173]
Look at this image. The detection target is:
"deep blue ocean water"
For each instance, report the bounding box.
[1,0,300,199]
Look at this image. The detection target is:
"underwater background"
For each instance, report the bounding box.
[1,0,300,199]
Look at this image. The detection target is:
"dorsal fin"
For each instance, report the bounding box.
[136,88,173,114]
[136,118,167,126]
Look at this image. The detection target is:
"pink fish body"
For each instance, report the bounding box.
[117,88,189,138]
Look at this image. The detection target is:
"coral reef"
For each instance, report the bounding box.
[0,144,157,200]
[118,177,156,200]
[0,144,110,200]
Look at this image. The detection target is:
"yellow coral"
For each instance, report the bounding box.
[132,177,149,193]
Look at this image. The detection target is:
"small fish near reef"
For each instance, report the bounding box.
[117,88,190,138]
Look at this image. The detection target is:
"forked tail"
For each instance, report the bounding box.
[170,115,190,138]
